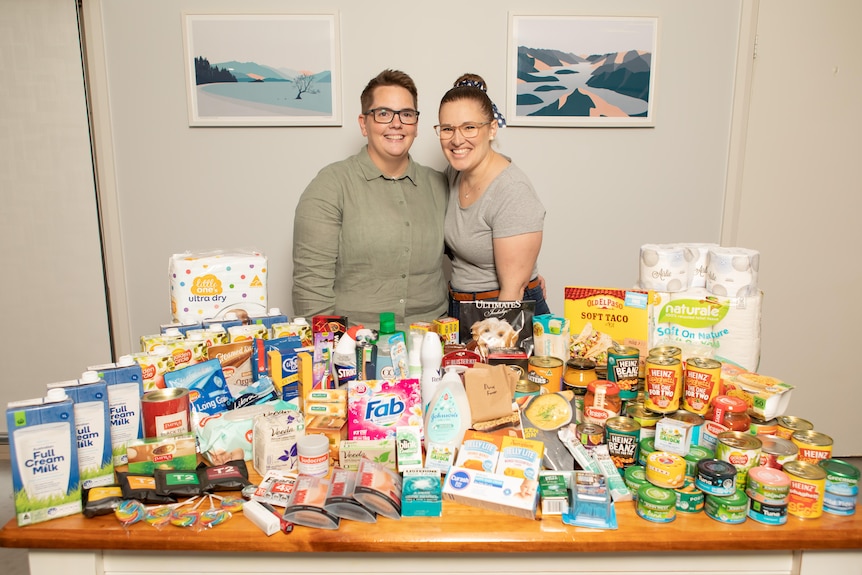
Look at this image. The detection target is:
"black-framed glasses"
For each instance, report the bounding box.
[363,107,420,125]
[434,121,492,140]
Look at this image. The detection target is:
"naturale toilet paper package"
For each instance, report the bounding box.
[170,250,267,323]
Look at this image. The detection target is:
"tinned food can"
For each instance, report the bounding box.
[705,489,749,525]
[696,458,738,496]
[758,436,798,470]
[784,459,827,519]
[576,422,605,450]
[645,451,687,489]
[605,416,641,470]
[527,356,564,394]
[682,357,722,416]
[746,465,791,505]
[791,430,833,464]
[775,415,813,440]
[644,356,683,414]
[636,484,677,523]
[141,387,190,439]
[626,402,662,440]
[606,346,640,401]
[819,459,859,517]
[648,346,682,361]
[716,431,762,490]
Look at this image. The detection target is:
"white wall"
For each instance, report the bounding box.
[90,0,743,350]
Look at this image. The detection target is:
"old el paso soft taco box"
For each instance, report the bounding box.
[563,286,653,368]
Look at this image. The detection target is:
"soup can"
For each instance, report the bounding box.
[705,489,749,524]
[605,416,641,470]
[775,415,813,440]
[682,357,722,415]
[716,431,762,490]
[576,422,605,450]
[784,459,826,519]
[758,436,798,470]
[141,387,190,438]
[644,356,683,413]
[607,346,640,400]
[527,356,564,394]
[791,430,833,464]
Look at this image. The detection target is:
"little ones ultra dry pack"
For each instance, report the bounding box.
[169,250,267,324]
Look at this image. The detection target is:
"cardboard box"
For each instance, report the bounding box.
[564,286,653,368]
[401,468,442,517]
[338,439,396,471]
[442,466,538,520]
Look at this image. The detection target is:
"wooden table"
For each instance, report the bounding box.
[2,481,861,575]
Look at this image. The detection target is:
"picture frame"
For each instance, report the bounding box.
[182,13,341,127]
[506,14,658,127]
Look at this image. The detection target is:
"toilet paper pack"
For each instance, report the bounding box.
[169,250,267,324]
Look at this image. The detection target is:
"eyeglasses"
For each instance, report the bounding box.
[363,107,420,125]
[434,122,492,140]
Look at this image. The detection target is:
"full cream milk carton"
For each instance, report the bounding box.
[6,389,82,526]
[46,372,114,489]
[88,355,144,466]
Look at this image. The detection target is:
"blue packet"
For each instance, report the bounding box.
[251,336,303,381]
[164,358,230,416]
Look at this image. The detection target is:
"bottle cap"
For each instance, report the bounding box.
[79,370,101,384]
[117,355,136,367]
[268,307,282,315]
[45,388,68,402]
[164,327,182,337]
[294,317,309,325]
[379,312,396,335]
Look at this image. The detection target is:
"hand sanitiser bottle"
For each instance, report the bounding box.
[419,331,443,410]
[424,367,471,473]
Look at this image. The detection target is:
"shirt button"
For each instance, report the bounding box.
[399,299,405,304]
[401,274,406,279]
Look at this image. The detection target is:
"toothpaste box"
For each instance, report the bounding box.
[442,466,538,520]
[46,373,114,489]
[169,250,268,324]
[402,468,442,517]
[6,390,82,525]
[347,379,423,441]
[88,357,144,466]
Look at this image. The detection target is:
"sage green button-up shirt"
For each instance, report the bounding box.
[292,146,448,329]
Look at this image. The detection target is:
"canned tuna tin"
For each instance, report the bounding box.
[682,357,722,416]
[758,436,798,470]
[625,465,649,498]
[684,445,715,477]
[822,491,856,516]
[514,380,541,399]
[696,458,738,496]
[576,422,605,451]
[636,484,677,523]
[527,356,564,394]
[775,415,813,440]
[705,489,748,524]
[748,498,788,526]
[607,345,640,401]
[784,459,827,519]
[746,466,790,505]
[791,430,833,464]
[675,478,705,514]
[605,416,641,470]
[645,451,687,489]
[716,431,762,490]
[638,436,656,466]
[819,458,860,497]
[644,356,683,413]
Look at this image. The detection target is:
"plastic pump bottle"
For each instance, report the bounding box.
[375,312,404,380]
[333,325,362,387]
[420,331,443,411]
[424,366,471,471]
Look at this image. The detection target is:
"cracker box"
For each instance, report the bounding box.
[346,379,423,441]
[564,286,653,368]
[169,250,267,324]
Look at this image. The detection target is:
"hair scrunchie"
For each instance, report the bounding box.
[455,79,506,128]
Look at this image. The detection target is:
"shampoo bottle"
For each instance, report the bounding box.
[423,367,471,473]
[419,331,443,411]
[375,312,404,380]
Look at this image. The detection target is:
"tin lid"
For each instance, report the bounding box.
[639,436,656,452]
[748,465,791,488]
[776,415,814,431]
[567,357,597,370]
[718,431,763,450]
[606,415,641,432]
[685,445,715,463]
[697,458,737,479]
[648,356,680,367]
[760,436,798,457]
[638,484,676,506]
[686,357,722,369]
[818,458,861,481]
[626,402,663,421]
[791,430,833,447]
[783,459,827,480]
[707,489,748,507]
[669,410,705,426]
[625,465,647,483]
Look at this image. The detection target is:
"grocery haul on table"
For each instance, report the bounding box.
[5,245,857,533]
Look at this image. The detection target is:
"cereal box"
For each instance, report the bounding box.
[346,379,423,441]
[169,250,267,324]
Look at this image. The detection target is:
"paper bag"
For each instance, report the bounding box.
[464,364,518,425]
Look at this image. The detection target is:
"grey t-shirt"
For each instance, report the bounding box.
[444,162,545,292]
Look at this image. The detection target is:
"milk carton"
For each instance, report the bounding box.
[46,371,114,489]
[89,355,144,466]
[6,389,82,526]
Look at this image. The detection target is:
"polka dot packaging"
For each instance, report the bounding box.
[169,250,268,324]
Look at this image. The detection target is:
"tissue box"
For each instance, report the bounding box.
[169,250,267,324]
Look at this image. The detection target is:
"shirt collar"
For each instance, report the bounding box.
[358,145,418,186]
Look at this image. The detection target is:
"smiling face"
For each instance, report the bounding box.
[438,99,497,173]
[358,84,418,172]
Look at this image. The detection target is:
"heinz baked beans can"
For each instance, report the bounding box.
[785,459,826,519]
[141,387,190,439]
[606,346,640,401]
[682,357,722,416]
[644,356,683,413]
[605,416,641,470]
[791,430,833,464]
[527,356,564,394]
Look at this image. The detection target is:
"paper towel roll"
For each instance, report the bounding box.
[639,244,690,292]
[706,247,760,297]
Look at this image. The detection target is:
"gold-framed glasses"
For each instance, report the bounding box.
[434,121,492,140]
[363,107,420,124]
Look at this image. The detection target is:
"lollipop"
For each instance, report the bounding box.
[144,506,173,528]
[169,508,200,528]
[199,508,231,528]
[216,495,244,513]
[114,500,145,526]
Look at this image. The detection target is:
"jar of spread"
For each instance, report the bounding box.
[582,380,621,427]
[564,357,598,388]
[706,395,751,432]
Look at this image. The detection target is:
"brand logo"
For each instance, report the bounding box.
[586,297,623,310]
[191,274,223,296]
[364,394,405,426]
